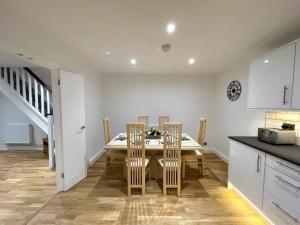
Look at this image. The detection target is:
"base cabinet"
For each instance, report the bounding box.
[229,140,300,225]
[229,140,265,209]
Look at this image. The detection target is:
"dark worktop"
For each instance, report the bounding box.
[228,136,300,166]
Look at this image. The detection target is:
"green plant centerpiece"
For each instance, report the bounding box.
[145,127,162,139]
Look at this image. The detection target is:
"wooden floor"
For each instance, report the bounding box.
[0,151,56,225]
[0,152,267,225]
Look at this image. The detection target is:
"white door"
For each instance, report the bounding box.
[229,140,265,209]
[248,43,296,109]
[292,40,300,109]
[59,70,87,191]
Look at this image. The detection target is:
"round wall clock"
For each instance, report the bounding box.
[227,80,241,101]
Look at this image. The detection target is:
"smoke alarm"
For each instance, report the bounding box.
[161,43,171,52]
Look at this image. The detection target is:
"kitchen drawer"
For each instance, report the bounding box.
[263,191,300,225]
[265,165,300,215]
[266,155,300,181]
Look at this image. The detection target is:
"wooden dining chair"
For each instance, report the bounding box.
[182,118,207,178]
[138,116,149,130]
[126,122,150,196]
[103,118,126,174]
[156,123,182,196]
[158,116,170,130]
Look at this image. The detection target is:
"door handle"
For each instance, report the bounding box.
[272,201,299,223]
[80,125,86,130]
[283,85,288,105]
[257,155,261,173]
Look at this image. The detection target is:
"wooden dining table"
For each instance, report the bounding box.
[104,133,202,179]
[104,133,202,151]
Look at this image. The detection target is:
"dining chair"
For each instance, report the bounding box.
[126,122,150,196]
[158,116,170,130]
[138,116,149,130]
[103,118,126,175]
[182,118,207,178]
[156,123,182,196]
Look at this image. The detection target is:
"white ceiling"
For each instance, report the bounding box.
[1,0,300,75]
[0,51,38,67]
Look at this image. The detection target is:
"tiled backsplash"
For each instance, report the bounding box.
[265,112,300,143]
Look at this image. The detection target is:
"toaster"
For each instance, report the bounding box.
[258,128,296,145]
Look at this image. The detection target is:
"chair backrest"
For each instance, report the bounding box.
[126,122,145,187]
[158,116,170,130]
[103,118,111,144]
[138,116,148,129]
[163,123,182,184]
[198,118,207,146]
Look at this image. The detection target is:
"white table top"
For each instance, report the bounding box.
[105,133,202,151]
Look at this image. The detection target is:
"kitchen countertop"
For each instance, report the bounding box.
[228,136,300,166]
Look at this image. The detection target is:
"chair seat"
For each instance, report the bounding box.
[125,157,150,167]
[194,150,203,158]
[156,156,181,167]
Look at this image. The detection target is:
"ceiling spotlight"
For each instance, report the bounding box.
[130,58,137,65]
[188,58,195,65]
[17,53,23,56]
[167,22,176,34]
[105,51,111,55]
[263,59,269,64]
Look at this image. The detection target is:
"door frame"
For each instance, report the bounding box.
[0,38,82,192]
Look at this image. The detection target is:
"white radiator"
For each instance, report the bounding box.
[4,124,33,144]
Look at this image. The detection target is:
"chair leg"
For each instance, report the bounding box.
[106,154,111,175]
[128,186,131,197]
[181,157,186,179]
[123,160,127,179]
[201,157,205,177]
[163,168,166,196]
[177,167,181,197]
[155,165,158,181]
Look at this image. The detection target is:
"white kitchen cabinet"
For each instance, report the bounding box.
[292,40,300,109]
[248,43,296,109]
[228,140,266,208]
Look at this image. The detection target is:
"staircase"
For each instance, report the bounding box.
[0,67,52,133]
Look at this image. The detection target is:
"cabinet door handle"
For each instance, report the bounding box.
[276,161,300,174]
[257,155,261,173]
[283,85,288,105]
[272,201,299,223]
[275,175,300,191]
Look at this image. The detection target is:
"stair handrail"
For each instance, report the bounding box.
[24,67,52,93]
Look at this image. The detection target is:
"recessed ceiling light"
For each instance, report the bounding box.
[264,59,269,64]
[105,51,111,55]
[166,22,176,34]
[188,58,195,65]
[130,58,137,65]
[27,57,33,60]
[17,53,23,56]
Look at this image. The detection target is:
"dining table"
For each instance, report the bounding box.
[104,132,202,179]
[104,133,202,151]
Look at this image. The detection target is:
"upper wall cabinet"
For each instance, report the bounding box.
[292,40,300,109]
[248,43,296,109]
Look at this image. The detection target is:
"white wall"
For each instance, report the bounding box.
[0,92,46,149]
[213,62,266,158]
[101,74,216,148]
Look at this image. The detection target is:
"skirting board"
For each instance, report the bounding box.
[0,144,43,151]
[87,149,105,167]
